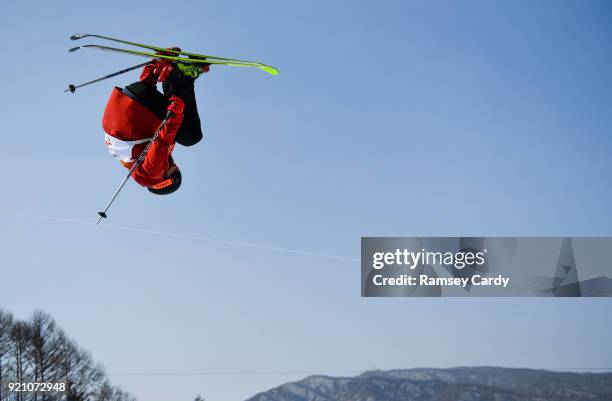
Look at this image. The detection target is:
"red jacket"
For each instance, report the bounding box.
[101,65,183,187]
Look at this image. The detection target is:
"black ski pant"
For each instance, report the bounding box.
[124,74,203,147]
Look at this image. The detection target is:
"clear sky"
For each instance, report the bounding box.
[1,0,612,401]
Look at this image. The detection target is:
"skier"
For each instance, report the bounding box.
[101,49,209,195]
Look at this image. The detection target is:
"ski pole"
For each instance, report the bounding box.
[64,61,151,93]
[96,111,173,225]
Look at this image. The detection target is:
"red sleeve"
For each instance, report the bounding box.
[139,62,159,85]
[131,112,184,187]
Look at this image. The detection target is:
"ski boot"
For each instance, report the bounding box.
[175,59,210,78]
[170,46,211,78]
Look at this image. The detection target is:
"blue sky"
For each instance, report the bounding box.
[1,0,612,400]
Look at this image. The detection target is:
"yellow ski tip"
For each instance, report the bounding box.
[259,65,279,75]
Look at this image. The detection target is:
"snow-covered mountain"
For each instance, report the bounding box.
[245,367,612,401]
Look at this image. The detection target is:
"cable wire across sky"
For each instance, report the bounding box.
[0,210,360,263]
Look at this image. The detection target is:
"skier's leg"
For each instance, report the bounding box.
[163,73,203,147]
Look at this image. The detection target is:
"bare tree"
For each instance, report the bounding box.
[0,309,15,401]
[57,332,105,401]
[96,381,135,401]
[95,381,114,401]
[10,322,33,401]
[0,310,132,401]
[28,312,62,401]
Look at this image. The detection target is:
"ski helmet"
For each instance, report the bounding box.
[148,167,182,195]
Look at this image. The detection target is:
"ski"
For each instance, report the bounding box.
[70,33,279,75]
[69,45,278,75]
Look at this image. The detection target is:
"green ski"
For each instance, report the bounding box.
[70,33,279,75]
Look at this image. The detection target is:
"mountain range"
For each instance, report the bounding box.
[245,367,612,401]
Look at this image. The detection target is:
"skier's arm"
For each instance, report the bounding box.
[140,48,180,84]
[140,59,174,84]
[139,62,160,84]
[132,97,185,187]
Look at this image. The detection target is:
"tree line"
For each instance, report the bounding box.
[0,309,135,401]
